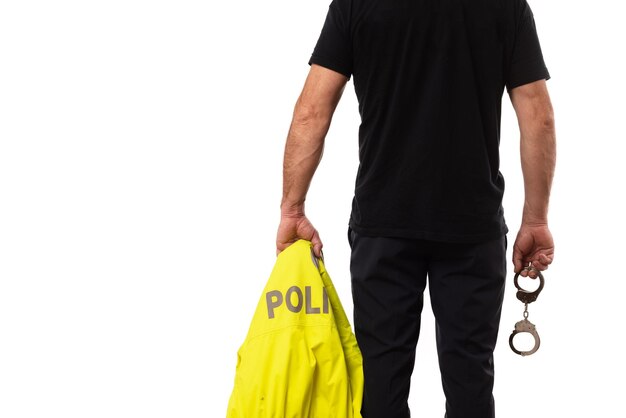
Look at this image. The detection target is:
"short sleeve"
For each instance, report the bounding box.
[308,0,353,78]
[506,1,550,91]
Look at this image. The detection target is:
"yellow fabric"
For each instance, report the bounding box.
[227,240,363,418]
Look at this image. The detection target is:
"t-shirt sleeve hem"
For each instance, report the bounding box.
[506,66,551,92]
[309,54,352,79]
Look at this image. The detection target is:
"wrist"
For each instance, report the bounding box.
[280,200,305,217]
[521,217,549,227]
[521,204,549,226]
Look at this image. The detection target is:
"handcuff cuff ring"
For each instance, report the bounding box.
[509,319,541,356]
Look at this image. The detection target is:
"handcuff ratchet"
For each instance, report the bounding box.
[513,268,545,304]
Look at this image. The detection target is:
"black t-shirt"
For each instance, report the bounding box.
[309,0,550,242]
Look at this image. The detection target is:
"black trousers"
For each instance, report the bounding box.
[348,228,507,418]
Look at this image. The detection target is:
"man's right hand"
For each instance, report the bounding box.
[276,214,323,258]
[512,223,554,278]
[509,80,556,279]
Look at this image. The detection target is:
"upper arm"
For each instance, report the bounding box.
[504,0,550,92]
[295,64,349,120]
[309,0,352,78]
[509,80,554,135]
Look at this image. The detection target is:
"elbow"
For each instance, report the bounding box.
[535,113,556,139]
[540,105,555,132]
[520,109,556,147]
[292,98,332,127]
[527,101,555,139]
[538,113,555,138]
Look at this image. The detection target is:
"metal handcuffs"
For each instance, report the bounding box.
[509,266,545,356]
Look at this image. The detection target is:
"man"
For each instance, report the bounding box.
[276,0,555,417]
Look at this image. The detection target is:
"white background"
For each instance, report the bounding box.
[1,0,624,417]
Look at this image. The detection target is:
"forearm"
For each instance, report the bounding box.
[281,99,333,216]
[275,65,347,255]
[519,106,556,224]
[509,81,556,274]
[510,80,556,225]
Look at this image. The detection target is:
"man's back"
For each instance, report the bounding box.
[278,1,554,417]
[310,0,549,242]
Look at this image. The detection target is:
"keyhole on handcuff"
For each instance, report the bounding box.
[511,332,535,352]
[517,274,541,293]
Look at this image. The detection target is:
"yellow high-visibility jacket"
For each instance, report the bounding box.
[226,240,363,418]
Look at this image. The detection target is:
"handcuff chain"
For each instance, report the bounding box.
[523,302,529,319]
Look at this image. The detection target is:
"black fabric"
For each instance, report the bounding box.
[348,228,507,418]
[310,0,550,242]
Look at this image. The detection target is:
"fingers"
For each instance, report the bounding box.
[512,244,525,275]
[513,252,550,278]
[275,231,298,255]
[275,241,292,256]
[276,215,323,257]
[311,231,323,258]
[512,224,554,277]
[529,253,553,272]
[513,253,553,279]
[276,238,323,258]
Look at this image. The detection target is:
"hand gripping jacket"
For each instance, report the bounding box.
[226,240,364,418]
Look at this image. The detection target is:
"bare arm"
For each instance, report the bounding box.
[509,79,556,276]
[276,64,348,256]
